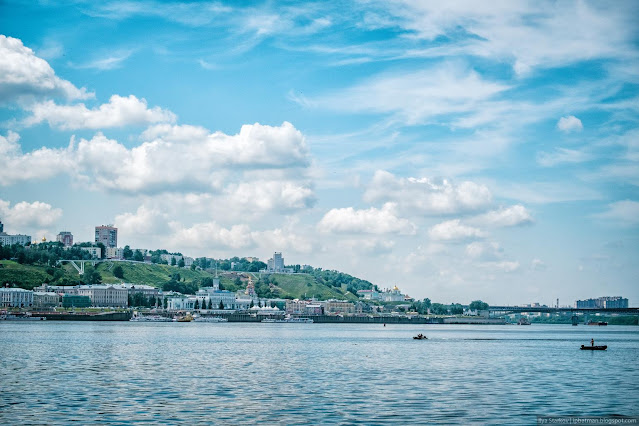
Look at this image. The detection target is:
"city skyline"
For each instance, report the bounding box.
[1,1,638,304]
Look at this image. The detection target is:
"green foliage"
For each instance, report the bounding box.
[133,250,144,262]
[171,257,177,266]
[201,277,214,287]
[113,265,124,279]
[469,300,489,311]
[178,258,185,268]
[219,301,224,309]
[162,279,199,294]
[123,245,133,260]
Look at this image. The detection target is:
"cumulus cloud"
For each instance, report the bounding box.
[428,219,484,241]
[0,35,91,102]
[472,205,533,227]
[23,95,176,130]
[115,205,169,236]
[531,258,547,271]
[364,170,493,215]
[593,200,639,226]
[318,203,416,235]
[0,122,311,198]
[557,115,583,132]
[169,221,256,251]
[0,199,62,230]
[225,180,316,212]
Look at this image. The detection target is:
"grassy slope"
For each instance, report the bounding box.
[0,262,359,301]
[95,262,212,286]
[269,273,359,301]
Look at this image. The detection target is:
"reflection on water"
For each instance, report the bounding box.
[1,323,638,424]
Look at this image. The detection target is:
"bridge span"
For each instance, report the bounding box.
[488,306,639,315]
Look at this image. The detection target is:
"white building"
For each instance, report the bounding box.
[357,289,381,301]
[33,292,60,308]
[0,288,33,307]
[380,286,405,302]
[0,232,31,246]
[183,257,194,267]
[106,247,124,259]
[76,285,128,307]
[81,246,102,258]
[161,254,183,265]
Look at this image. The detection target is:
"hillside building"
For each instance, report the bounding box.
[56,231,73,247]
[95,225,117,248]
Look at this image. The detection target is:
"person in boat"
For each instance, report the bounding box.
[591,338,594,347]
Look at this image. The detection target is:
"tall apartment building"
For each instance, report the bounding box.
[95,225,117,248]
[267,252,285,272]
[575,296,629,309]
[56,231,74,247]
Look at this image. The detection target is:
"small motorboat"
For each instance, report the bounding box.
[580,345,607,350]
[413,334,427,340]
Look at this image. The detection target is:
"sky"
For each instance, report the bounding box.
[1,0,638,305]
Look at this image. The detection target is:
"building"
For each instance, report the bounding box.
[357,289,381,301]
[76,285,128,307]
[95,225,117,248]
[183,257,194,267]
[0,220,31,246]
[106,247,124,259]
[0,288,33,307]
[244,257,259,263]
[81,246,102,259]
[62,294,91,308]
[321,299,356,314]
[267,252,285,272]
[161,254,183,265]
[380,286,405,302]
[56,231,73,247]
[575,296,629,309]
[33,292,60,308]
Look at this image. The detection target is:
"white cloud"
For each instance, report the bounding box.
[472,205,533,228]
[557,115,583,132]
[0,35,92,102]
[300,63,509,126]
[593,200,639,226]
[73,50,134,70]
[480,261,520,273]
[318,203,416,235]
[23,95,177,130]
[466,241,503,261]
[537,147,591,167]
[428,219,484,241]
[0,131,76,185]
[337,237,396,255]
[115,205,169,236]
[531,258,547,271]
[0,199,63,230]
[0,122,311,197]
[169,221,256,251]
[364,170,493,215]
[369,1,636,74]
[225,180,315,212]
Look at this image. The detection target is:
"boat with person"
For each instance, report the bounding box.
[413,334,427,340]
[580,345,607,350]
[517,317,531,325]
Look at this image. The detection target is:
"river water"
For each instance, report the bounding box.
[1,322,637,425]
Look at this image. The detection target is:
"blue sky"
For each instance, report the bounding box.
[1,0,638,305]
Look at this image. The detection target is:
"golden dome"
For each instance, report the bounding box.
[393,285,399,291]
[41,236,47,242]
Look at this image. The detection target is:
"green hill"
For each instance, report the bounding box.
[0,260,362,301]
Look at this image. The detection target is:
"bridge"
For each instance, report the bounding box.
[488,306,639,315]
[56,258,146,275]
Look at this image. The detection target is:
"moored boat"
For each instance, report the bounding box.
[586,320,608,326]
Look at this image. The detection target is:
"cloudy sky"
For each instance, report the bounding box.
[1,1,638,305]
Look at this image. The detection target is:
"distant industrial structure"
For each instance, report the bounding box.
[0,219,31,246]
[575,296,629,309]
[95,225,117,248]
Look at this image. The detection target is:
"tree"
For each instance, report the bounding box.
[123,245,133,260]
[133,250,144,262]
[469,300,489,312]
[208,299,213,309]
[171,257,177,266]
[234,276,242,286]
[194,299,200,309]
[219,301,224,310]
[95,242,106,259]
[250,300,254,308]
[113,265,124,279]
[178,258,185,268]
[163,298,168,309]
[201,277,214,287]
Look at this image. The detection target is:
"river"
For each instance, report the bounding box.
[1,322,637,424]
